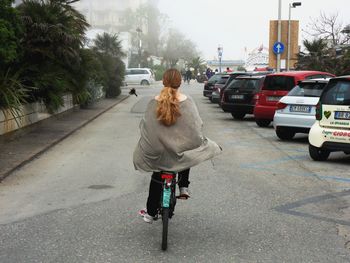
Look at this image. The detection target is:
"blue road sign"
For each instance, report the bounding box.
[273,42,285,54]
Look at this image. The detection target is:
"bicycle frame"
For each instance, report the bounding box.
[160,172,176,212]
[160,171,177,251]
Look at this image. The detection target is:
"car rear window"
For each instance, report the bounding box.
[208,74,222,83]
[321,80,350,105]
[217,76,229,84]
[227,78,261,90]
[288,82,328,97]
[263,76,295,91]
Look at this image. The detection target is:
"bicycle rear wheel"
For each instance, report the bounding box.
[162,208,169,251]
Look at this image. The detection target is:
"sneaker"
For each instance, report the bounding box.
[179,187,190,199]
[138,209,155,224]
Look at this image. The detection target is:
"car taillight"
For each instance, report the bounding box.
[276,101,288,110]
[315,102,322,120]
[253,94,259,100]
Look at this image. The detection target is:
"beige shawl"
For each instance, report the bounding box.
[133,97,222,172]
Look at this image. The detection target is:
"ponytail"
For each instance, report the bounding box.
[157,87,181,126]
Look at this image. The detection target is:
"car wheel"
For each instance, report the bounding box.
[231,112,245,120]
[141,80,149,85]
[309,144,330,161]
[255,119,271,127]
[276,127,295,140]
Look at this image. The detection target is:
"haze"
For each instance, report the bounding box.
[158,0,349,60]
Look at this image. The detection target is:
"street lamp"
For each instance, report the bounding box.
[136,27,142,68]
[287,2,301,71]
[217,45,223,73]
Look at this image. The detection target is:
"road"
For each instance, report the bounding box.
[1,82,350,262]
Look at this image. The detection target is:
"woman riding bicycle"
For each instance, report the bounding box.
[133,68,222,223]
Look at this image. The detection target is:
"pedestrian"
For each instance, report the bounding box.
[185,68,192,84]
[206,68,212,79]
[226,67,233,72]
[133,68,222,223]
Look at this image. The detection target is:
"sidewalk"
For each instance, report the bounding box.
[0,95,129,181]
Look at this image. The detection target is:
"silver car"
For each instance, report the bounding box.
[273,78,330,140]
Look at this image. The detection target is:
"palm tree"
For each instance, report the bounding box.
[188,56,206,76]
[94,33,125,58]
[296,38,328,71]
[16,0,90,111]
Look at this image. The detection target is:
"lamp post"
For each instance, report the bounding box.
[287,2,301,71]
[217,45,223,73]
[136,27,142,68]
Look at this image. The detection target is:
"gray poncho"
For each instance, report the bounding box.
[133,97,222,172]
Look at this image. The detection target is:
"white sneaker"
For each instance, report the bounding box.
[179,187,190,199]
[138,209,154,224]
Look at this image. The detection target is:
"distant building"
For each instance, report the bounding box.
[206,60,245,72]
[245,45,269,71]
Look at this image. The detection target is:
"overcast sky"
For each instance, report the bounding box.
[158,0,350,60]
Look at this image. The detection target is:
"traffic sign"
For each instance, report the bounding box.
[273,42,285,54]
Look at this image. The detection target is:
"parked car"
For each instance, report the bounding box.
[308,76,350,161]
[273,78,330,140]
[203,73,228,99]
[253,71,335,127]
[218,72,254,105]
[221,75,267,119]
[124,68,155,85]
[219,71,272,106]
[211,75,230,103]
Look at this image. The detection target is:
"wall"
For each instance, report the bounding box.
[0,94,74,136]
[269,20,299,70]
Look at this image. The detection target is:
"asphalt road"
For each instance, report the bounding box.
[1,82,350,262]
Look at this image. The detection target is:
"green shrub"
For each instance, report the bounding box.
[152,65,166,81]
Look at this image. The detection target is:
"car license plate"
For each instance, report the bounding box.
[290,105,311,113]
[267,96,281,101]
[231,95,244,100]
[335,111,350,120]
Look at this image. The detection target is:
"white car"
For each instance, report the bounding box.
[273,78,330,140]
[125,68,155,85]
[309,76,350,161]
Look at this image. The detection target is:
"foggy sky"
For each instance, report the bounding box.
[158,0,350,60]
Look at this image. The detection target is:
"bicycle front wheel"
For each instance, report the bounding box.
[162,208,169,251]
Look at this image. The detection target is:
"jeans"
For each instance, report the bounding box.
[146,169,190,217]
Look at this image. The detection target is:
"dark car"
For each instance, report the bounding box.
[219,71,272,105]
[221,75,267,119]
[203,73,228,98]
[211,75,230,103]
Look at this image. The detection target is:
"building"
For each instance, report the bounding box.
[206,60,245,72]
[269,20,299,70]
[73,0,148,33]
[245,45,269,71]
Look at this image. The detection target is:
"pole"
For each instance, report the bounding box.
[287,3,292,71]
[277,0,282,72]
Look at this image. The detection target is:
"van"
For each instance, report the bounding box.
[308,76,350,161]
[253,71,335,127]
[125,68,155,85]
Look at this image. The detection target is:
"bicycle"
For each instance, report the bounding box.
[158,171,189,251]
[159,171,177,251]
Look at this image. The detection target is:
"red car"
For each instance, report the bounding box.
[253,71,335,127]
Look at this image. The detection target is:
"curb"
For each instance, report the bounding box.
[0,95,130,182]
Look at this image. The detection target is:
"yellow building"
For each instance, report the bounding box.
[269,20,299,70]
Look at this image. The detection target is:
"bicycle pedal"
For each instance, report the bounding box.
[176,195,189,200]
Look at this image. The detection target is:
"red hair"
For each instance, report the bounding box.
[157,69,182,126]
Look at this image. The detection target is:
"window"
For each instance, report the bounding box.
[288,82,327,97]
[263,76,295,91]
[322,80,350,105]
